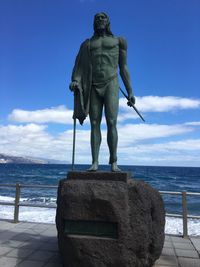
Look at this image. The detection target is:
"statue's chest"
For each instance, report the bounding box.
[90,37,119,54]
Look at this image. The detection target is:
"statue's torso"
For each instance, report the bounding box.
[90,36,119,84]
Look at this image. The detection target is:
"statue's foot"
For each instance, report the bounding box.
[87,162,98,172]
[111,162,121,172]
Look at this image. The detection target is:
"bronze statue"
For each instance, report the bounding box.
[70,12,135,172]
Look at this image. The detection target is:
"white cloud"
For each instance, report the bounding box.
[118,112,139,122]
[118,123,193,146]
[8,96,200,125]
[132,139,200,153]
[2,88,200,167]
[0,123,52,156]
[0,122,198,166]
[119,96,200,113]
[117,95,200,122]
[185,121,200,126]
[118,139,200,167]
[0,123,91,163]
[8,106,74,124]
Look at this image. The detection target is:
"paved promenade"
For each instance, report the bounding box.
[0,220,200,267]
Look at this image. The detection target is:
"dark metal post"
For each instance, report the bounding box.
[182,191,188,238]
[72,118,76,170]
[71,88,78,171]
[14,183,21,223]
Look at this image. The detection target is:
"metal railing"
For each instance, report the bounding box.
[0,183,57,223]
[160,190,200,238]
[0,184,200,237]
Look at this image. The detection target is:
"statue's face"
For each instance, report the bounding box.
[94,13,108,31]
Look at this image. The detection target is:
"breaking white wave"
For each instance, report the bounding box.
[0,195,56,223]
[165,216,200,236]
[0,195,200,236]
[0,195,56,204]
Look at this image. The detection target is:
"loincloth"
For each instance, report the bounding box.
[92,74,118,98]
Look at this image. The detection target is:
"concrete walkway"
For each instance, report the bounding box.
[0,220,199,267]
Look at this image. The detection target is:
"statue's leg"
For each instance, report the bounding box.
[104,79,121,172]
[87,88,103,172]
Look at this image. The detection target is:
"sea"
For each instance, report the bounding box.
[0,164,199,236]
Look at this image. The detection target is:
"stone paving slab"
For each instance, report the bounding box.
[164,241,173,248]
[6,248,35,259]
[172,241,194,250]
[175,248,199,258]
[171,236,192,243]
[154,255,179,266]
[0,256,21,267]
[178,257,200,267]
[0,220,199,267]
[191,237,200,252]
[154,235,200,267]
[161,247,176,256]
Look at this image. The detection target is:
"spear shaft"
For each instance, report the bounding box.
[119,87,145,122]
[71,117,76,171]
[71,90,78,170]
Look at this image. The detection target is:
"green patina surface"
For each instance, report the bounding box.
[70,12,135,172]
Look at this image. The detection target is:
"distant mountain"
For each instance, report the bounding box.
[0,154,68,164]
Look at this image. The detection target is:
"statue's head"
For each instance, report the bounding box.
[93,12,113,36]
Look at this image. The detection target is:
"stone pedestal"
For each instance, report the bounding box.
[56,171,165,267]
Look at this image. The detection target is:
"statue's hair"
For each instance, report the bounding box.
[93,12,113,36]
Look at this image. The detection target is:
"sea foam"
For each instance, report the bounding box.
[0,195,200,236]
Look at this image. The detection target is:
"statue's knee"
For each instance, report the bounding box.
[107,119,117,128]
[91,119,99,127]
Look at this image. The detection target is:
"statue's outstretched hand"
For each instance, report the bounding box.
[127,95,136,107]
[69,81,79,92]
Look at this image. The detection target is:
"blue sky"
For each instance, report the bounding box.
[0,0,200,166]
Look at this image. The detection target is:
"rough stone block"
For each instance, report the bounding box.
[56,172,165,267]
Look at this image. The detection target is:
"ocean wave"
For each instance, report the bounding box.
[24,197,56,203]
[0,195,56,204]
[0,195,15,202]
[0,205,56,223]
[0,204,199,236]
[165,217,200,236]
